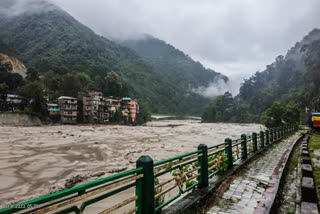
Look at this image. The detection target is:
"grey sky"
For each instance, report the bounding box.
[39,0,320,91]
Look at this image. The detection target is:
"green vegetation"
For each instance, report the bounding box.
[309,134,320,201]
[122,36,228,115]
[0,2,227,115]
[0,59,23,93]
[19,81,46,114]
[202,92,257,123]
[135,101,152,125]
[261,102,300,128]
[203,29,320,123]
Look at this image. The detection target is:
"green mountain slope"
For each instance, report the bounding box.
[0,0,227,115]
[121,36,228,91]
[202,29,320,122]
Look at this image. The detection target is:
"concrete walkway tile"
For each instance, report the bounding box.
[206,134,300,214]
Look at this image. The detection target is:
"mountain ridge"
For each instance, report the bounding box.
[0,0,228,115]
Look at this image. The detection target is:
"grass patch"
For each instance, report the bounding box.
[309,133,320,202]
[310,134,320,151]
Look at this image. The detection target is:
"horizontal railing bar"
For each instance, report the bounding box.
[155,193,181,212]
[185,174,199,183]
[154,154,202,174]
[123,207,138,214]
[209,169,220,178]
[181,182,198,193]
[155,165,180,178]
[208,142,226,150]
[99,195,138,214]
[208,146,227,156]
[208,159,215,166]
[186,167,200,176]
[0,168,143,214]
[155,184,177,200]
[154,150,202,167]
[79,182,136,212]
[30,174,143,214]
[232,141,242,146]
[154,158,199,178]
[155,178,176,189]
[53,206,80,214]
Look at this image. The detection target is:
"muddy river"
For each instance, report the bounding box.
[0,120,262,206]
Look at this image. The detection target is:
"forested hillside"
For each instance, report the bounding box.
[202,29,320,123]
[121,36,227,92]
[0,0,227,115]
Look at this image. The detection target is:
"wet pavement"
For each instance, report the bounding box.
[206,133,301,214]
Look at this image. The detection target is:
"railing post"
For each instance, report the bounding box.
[275,128,278,140]
[241,134,247,159]
[136,155,155,214]
[260,131,265,148]
[266,130,270,145]
[225,138,233,169]
[252,132,258,152]
[197,144,208,188]
[277,128,280,140]
[270,129,273,143]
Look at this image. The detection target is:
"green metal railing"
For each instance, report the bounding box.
[0,125,298,214]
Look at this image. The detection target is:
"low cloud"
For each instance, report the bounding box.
[49,0,320,92]
[3,0,320,94]
[1,0,57,17]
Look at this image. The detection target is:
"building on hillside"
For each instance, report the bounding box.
[77,92,138,125]
[78,92,92,123]
[78,91,112,124]
[47,103,60,116]
[6,94,22,111]
[88,91,102,123]
[120,97,139,124]
[106,98,121,119]
[98,98,109,124]
[58,96,77,124]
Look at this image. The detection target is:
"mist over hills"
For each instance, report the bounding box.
[202,28,320,122]
[0,0,228,115]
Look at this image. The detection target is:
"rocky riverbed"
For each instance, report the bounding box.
[0,120,262,205]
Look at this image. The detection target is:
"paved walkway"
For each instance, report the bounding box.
[207,133,301,214]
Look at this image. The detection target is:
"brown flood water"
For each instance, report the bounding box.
[0,120,262,206]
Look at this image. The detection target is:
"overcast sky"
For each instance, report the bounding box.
[50,0,320,89]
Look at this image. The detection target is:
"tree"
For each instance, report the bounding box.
[0,83,9,100]
[0,58,12,73]
[304,40,320,93]
[135,101,151,125]
[262,102,300,128]
[19,81,46,113]
[26,67,39,81]
[43,70,62,100]
[283,103,300,125]
[60,71,92,97]
[262,102,285,128]
[0,62,24,92]
[104,71,124,97]
[201,92,234,122]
